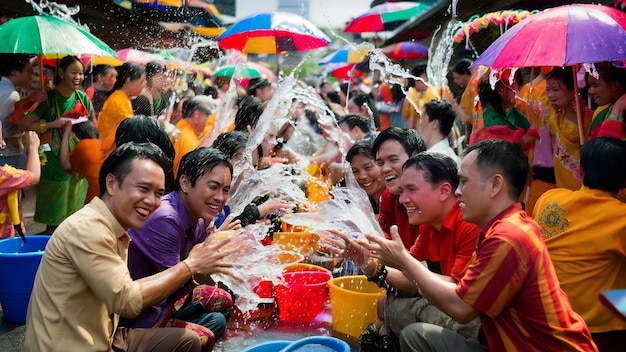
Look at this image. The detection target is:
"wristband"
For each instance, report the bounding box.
[39,120,47,134]
[181,260,200,285]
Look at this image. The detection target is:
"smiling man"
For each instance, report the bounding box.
[24,142,238,352]
[373,127,426,248]
[360,139,597,352]
[128,147,236,351]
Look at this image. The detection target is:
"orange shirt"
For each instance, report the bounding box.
[173,119,200,177]
[98,90,133,156]
[69,139,105,204]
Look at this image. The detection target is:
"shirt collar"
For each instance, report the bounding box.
[481,202,522,235]
[90,197,127,239]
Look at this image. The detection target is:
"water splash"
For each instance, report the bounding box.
[427,19,464,97]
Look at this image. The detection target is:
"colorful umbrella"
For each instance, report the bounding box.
[329,63,367,80]
[318,46,370,65]
[473,4,626,68]
[343,1,431,33]
[246,61,278,82]
[214,64,262,78]
[0,15,116,57]
[381,41,428,60]
[218,12,331,54]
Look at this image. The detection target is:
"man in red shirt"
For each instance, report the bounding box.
[373,127,426,249]
[330,152,481,350]
[361,139,597,351]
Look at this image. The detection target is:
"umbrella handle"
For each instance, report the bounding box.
[573,64,585,145]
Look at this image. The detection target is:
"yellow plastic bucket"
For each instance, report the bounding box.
[328,275,386,340]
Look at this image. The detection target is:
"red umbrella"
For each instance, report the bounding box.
[381,41,428,60]
[329,63,367,80]
[343,1,431,33]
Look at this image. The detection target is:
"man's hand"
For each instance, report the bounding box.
[320,230,369,268]
[184,234,243,282]
[358,225,412,271]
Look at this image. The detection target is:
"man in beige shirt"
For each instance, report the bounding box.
[24,142,238,351]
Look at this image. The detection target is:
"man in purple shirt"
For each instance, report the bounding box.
[128,147,236,351]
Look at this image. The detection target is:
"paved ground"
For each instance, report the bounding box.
[0,187,45,351]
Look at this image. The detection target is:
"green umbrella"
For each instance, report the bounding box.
[0,15,116,57]
[213,64,261,78]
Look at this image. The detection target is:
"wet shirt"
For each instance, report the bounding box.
[98,90,134,156]
[534,186,626,333]
[456,203,597,351]
[128,191,206,328]
[409,200,479,282]
[24,197,143,352]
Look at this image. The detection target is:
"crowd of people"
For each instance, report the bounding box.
[0,44,625,352]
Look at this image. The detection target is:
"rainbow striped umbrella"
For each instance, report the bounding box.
[218,12,330,54]
[381,41,428,60]
[319,46,369,65]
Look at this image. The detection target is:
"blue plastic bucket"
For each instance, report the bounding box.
[242,340,292,352]
[0,235,51,322]
[280,336,351,352]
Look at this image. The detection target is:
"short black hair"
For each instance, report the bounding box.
[452,59,473,76]
[423,99,457,137]
[0,54,35,77]
[246,77,271,96]
[338,114,370,134]
[182,96,216,118]
[581,137,626,193]
[403,152,459,190]
[112,62,145,92]
[372,127,426,159]
[115,115,175,192]
[145,61,168,81]
[346,140,375,163]
[212,130,249,160]
[234,95,266,131]
[99,142,170,197]
[464,139,528,200]
[175,147,233,191]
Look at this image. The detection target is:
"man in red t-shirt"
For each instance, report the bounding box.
[373,127,426,249]
[331,152,481,349]
[361,139,597,352]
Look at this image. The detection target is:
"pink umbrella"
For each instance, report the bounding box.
[116,48,165,65]
[381,41,428,60]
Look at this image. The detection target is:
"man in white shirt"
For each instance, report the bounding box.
[416,99,461,167]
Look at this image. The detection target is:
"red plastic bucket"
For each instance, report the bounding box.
[274,271,332,323]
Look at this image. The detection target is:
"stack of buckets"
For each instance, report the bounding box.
[0,235,51,322]
[274,263,332,323]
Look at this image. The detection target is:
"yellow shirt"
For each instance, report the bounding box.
[173,118,200,177]
[402,86,439,129]
[98,90,134,156]
[24,197,144,351]
[533,186,626,333]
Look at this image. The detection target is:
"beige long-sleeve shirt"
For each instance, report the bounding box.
[23,197,143,351]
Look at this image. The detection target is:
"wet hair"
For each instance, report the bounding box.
[144,61,168,81]
[403,152,459,190]
[99,142,170,197]
[182,95,216,118]
[212,130,249,160]
[234,95,266,131]
[423,99,457,137]
[112,62,145,91]
[246,78,271,96]
[463,139,529,200]
[175,147,233,191]
[54,56,83,85]
[325,91,341,105]
[580,137,626,193]
[452,59,473,76]
[349,92,379,127]
[214,76,230,88]
[204,85,218,99]
[346,140,375,163]
[72,120,99,140]
[0,54,34,77]
[595,61,626,90]
[338,114,370,134]
[372,127,426,159]
[115,115,176,192]
[92,64,114,78]
[478,68,524,116]
[546,66,575,91]
[411,63,428,78]
[339,82,349,96]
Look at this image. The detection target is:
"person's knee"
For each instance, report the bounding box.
[180,329,202,352]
